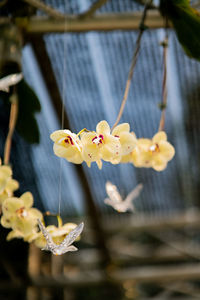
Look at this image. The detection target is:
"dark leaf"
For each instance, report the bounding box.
[16,79,41,144]
[160,0,200,61]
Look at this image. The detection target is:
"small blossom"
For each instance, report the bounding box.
[131,131,175,171]
[112,123,137,156]
[81,121,121,168]
[0,160,19,205]
[50,130,83,164]
[1,192,43,238]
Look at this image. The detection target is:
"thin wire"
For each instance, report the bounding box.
[58,5,68,217]
[111,0,152,131]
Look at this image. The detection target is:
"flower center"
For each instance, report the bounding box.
[16,207,28,218]
[149,143,160,154]
[92,134,104,145]
[64,136,74,145]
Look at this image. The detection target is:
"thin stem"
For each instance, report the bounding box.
[158,27,169,132]
[4,92,18,165]
[111,0,152,131]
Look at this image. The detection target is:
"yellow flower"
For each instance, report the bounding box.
[50,130,83,164]
[0,160,19,205]
[0,178,19,205]
[81,120,121,168]
[29,222,78,248]
[1,192,43,237]
[112,123,137,156]
[131,131,175,171]
[0,165,12,193]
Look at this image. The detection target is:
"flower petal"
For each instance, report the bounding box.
[53,144,83,164]
[96,120,110,135]
[50,129,72,142]
[152,131,167,143]
[101,135,121,161]
[82,143,100,163]
[2,197,24,215]
[6,230,24,241]
[118,132,137,155]
[96,160,103,169]
[1,215,15,228]
[112,123,130,135]
[120,153,132,163]
[29,208,43,220]
[20,192,33,209]
[152,156,167,171]
[159,141,175,161]
[6,178,19,193]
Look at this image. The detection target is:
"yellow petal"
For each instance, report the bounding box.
[118,132,137,155]
[1,215,15,228]
[2,197,24,215]
[152,131,167,143]
[0,166,12,193]
[13,218,38,236]
[82,144,100,163]
[96,160,102,169]
[159,141,175,161]
[0,166,12,177]
[25,231,40,243]
[0,191,10,205]
[112,123,130,135]
[132,147,152,168]
[50,129,72,142]
[81,132,96,144]
[53,144,83,164]
[120,153,132,163]
[137,138,152,151]
[6,230,24,241]
[29,208,43,220]
[96,120,110,135]
[6,178,19,193]
[101,135,121,162]
[152,157,167,171]
[20,192,33,208]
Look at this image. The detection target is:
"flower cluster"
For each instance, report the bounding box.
[0,191,79,249]
[50,120,137,169]
[0,158,82,249]
[1,192,43,240]
[0,159,19,205]
[50,121,175,172]
[121,131,175,171]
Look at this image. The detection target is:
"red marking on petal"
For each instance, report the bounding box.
[92,135,104,145]
[99,134,104,140]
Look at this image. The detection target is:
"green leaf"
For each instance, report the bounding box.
[16,79,41,144]
[160,0,200,61]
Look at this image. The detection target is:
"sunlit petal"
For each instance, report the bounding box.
[96,120,110,135]
[152,131,167,143]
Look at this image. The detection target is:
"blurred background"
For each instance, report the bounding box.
[1,0,200,299]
